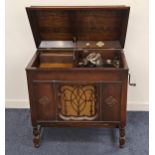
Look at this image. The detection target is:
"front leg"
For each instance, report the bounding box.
[119,127,125,148]
[33,125,41,148]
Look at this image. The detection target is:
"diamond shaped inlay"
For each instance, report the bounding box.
[105,96,118,107]
[38,96,50,105]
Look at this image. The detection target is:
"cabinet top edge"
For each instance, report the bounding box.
[26,5,130,10]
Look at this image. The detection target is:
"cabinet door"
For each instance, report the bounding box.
[56,83,100,121]
[101,83,122,121]
[33,83,56,121]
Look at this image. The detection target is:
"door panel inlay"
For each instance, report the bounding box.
[38,96,50,105]
[105,96,118,107]
[58,85,98,120]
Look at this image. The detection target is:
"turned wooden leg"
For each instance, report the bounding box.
[119,127,125,148]
[33,125,41,148]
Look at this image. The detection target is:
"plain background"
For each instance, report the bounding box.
[5,0,149,110]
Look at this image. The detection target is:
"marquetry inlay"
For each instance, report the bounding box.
[38,96,50,105]
[105,96,118,107]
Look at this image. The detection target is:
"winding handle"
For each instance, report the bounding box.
[128,73,136,86]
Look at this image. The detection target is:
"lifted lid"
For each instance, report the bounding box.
[26,6,130,49]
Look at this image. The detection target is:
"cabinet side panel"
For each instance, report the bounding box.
[26,71,38,126]
[120,75,128,127]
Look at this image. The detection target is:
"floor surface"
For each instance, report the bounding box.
[5,109,149,155]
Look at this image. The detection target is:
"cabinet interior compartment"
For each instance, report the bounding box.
[32,49,126,69]
[39,50,75,68]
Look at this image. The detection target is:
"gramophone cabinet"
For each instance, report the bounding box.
[26,6,132,148]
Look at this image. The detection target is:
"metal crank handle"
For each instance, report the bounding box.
[128,73,136,86]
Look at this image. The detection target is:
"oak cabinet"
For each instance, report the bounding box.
[26,6,131,148]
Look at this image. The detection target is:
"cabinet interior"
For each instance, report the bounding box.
[32,49,126,69]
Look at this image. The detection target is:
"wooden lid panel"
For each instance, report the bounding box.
[36,10,73,41]
[75,10,122,41]
[26,6,130,49]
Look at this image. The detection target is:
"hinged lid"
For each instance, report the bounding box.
[26,6,130,49]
